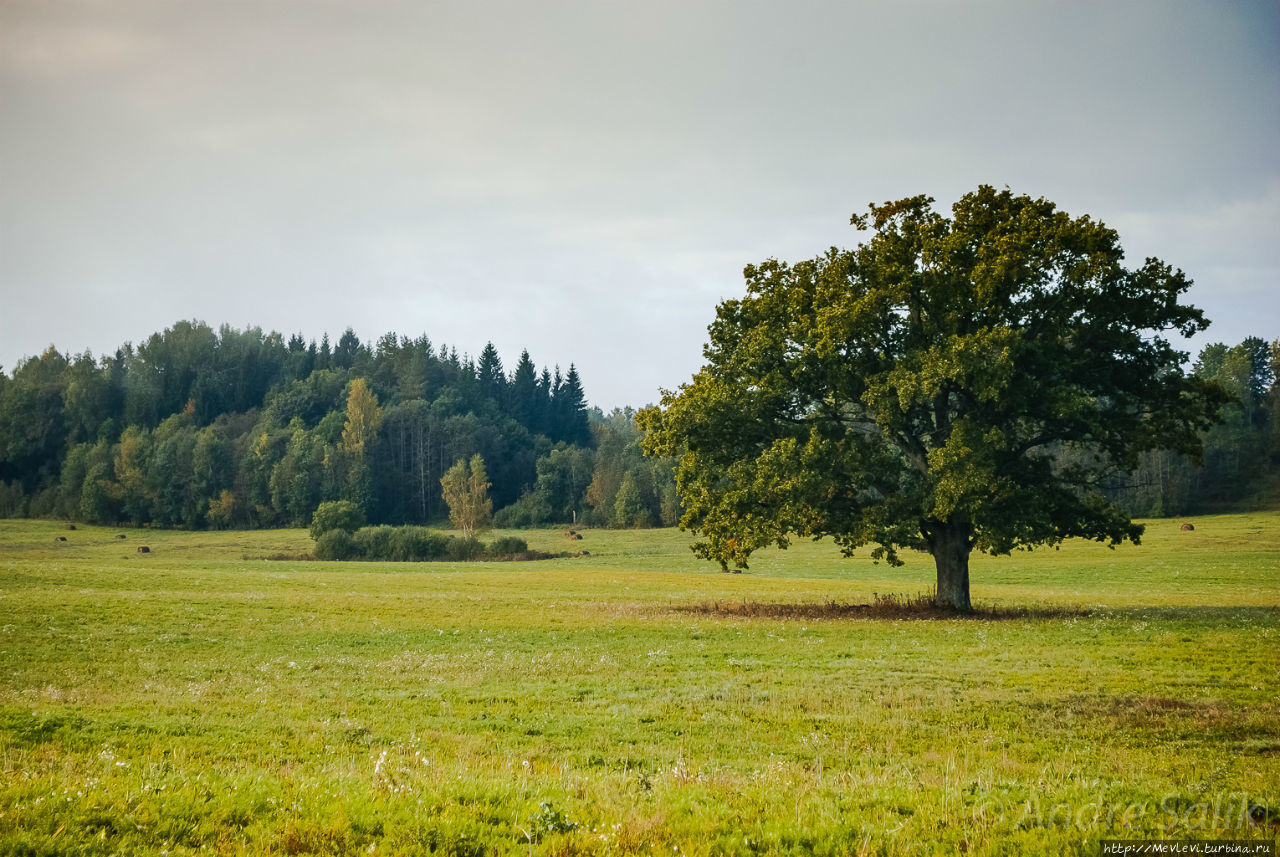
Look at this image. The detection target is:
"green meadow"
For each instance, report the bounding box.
[1,514,1277,856]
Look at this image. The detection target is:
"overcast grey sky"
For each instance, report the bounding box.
[1,1,1276,410]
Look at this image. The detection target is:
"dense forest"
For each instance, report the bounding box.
[0,321,678,530]
[1107,336,1280,516]
[0,321,1274,531]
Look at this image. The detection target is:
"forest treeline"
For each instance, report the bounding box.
[0,321,1274,530]
[0,321,678,530]
[1106,336,1279,515]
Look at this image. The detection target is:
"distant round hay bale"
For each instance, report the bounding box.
[137,546,150,554]
[55,536,67,542]
[116,534,127,539]
[66,524,76,530]
[1180,522,1195,531]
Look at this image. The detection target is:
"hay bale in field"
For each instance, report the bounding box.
[1180,522,1195,531]
[66,524,76,530]
[137,545,150,554]
[55,536,67,542]
[116,534,127,539]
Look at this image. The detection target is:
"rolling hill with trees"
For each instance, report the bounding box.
[0,321,677,530]
[0,319,1273,534]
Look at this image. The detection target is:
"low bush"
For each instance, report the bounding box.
[492,492,552,528]
[309,501,365,540]
[312,525,549,563]
[444,536,484,562]
[353,525,396,559]
[314,529,358,561]
[388,526,449,561]
[486,536,528,559]
[500,549,565,562]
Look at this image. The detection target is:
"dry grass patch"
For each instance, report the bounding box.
[675,592,1092,621]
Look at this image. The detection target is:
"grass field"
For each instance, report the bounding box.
[1,514,1277,855]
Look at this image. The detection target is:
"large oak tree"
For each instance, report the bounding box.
[639,187,1227,610]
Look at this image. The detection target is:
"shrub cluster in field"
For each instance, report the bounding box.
[311,500,551,562]
[314,526,544,562]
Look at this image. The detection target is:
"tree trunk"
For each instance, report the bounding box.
[930,520,973,612]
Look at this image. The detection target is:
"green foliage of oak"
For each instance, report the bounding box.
[640,186,1230,610]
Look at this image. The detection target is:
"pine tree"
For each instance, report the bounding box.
[559,365,590,445]
[508,350,539,430]
[535,367,553,436]
[477,342,506,405]
[333,328,360,370]
[317,334,332,371]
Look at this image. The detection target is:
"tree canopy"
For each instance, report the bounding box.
[440,454,493,539]
[639,186,1230,610]
[0,322,666,531]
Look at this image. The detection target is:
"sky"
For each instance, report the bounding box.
[1,1,1277,411]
